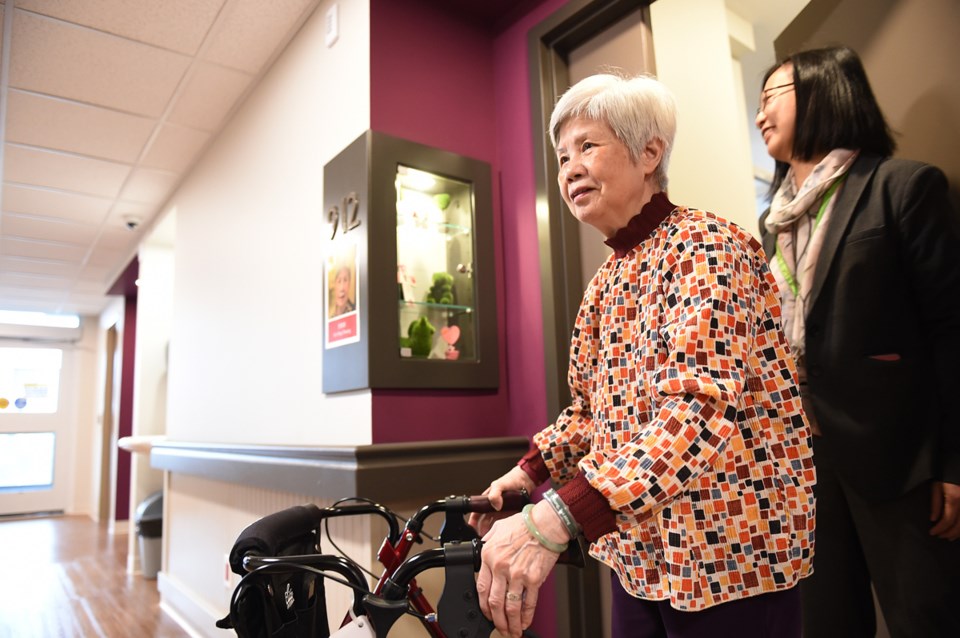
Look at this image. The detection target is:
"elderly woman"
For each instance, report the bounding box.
[330,263,355,317]
[756,46,960,637]
[469,73,816,638]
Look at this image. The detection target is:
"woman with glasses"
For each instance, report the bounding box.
[756,45,960,637]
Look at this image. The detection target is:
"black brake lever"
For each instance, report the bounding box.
[439,508,479,545]
[438,490,530,544]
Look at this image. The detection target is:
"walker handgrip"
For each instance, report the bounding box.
[228,503,323,575]
[466,489,529,513]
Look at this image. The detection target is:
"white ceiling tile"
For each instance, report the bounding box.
[10,10,191,117]
[110,201,155,221]
[94,226,139,251]
[104,205,158,245]
[72,295,110,314]
[61,292,113,314]
[4,144,132,199]
[0,285,63,300]
[76,263,112,286]
[0,285,69,305]
[2,183,113,223]
[5,90,156,163]
[0,255,77,279]
[17,0,226,55]
[0,270,72,289]
[85,244,129,268]
[203,0,314,73]
[118,168,179,204]
[1,235,88,263]
[0,0,323,315]
[141,123,211,172]
[2,212,100,244]
[166,61,252,131]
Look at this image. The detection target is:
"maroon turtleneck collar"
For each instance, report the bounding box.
[604,191,676,259]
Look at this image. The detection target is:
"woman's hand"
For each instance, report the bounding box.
[476,502,568,637]
[468,466,537,536]
[930,481,960,541]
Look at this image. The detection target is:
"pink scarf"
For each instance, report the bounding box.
[765,149,858,357]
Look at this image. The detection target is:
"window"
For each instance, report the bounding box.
[0,347,63,414]
[0,432,55,490]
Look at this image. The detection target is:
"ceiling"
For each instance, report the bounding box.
[0,0,322,317]
[0,0,804,320]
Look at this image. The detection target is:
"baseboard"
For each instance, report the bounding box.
[158,571,226,638]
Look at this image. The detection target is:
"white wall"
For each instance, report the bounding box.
[731,0,811,216]
[160,474,380,638]
[650,0,759,234]
[67,317,99,517]
[164,0,372,447]
[160,473,446,638]
[158,1,373,633]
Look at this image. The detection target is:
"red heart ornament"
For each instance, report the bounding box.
[441,325,460,345]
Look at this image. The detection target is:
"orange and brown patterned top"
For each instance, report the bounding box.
[533,195,816,610]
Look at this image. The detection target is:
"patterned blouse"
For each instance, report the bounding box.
[534,193,816,610]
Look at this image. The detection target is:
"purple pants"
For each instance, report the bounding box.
[610,572,801,638]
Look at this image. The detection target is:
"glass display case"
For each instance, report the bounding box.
[322,131,498,392]
[395,165,478,362]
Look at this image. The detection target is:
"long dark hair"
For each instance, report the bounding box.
[763,46,896,195]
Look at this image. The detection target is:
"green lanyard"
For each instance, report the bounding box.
[775,175,846,296]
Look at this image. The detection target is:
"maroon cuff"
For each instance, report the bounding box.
[556,473,617,542]
[517,446,550,485]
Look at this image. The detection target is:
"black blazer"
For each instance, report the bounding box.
[759,153,960,501]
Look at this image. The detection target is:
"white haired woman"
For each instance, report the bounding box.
[468,73,816,638]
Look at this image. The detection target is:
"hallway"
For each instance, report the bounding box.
[0,515,189,638]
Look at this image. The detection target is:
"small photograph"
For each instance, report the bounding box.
[328,251,357,318]
[326,243,360,348]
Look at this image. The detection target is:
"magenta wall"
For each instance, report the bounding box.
[369,0,508,444]
[370,1,499,163]
[369,0,567,446]
[489,7,570,638]
[115,295,137,521]
[493,0,570,442]
[369,0,570,442]
[369,1,570,634]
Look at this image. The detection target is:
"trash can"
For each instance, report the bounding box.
[136,491,163,579]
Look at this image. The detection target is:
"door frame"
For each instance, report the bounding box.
[98,324,119,524]
[527,1,654,636]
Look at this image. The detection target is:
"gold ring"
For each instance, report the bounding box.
[506,592,522,602]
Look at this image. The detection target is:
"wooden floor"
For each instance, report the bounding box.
[0,514,190,638]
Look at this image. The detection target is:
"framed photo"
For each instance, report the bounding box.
[325,242,360,348]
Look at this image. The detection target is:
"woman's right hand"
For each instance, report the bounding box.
[468,466,537,535]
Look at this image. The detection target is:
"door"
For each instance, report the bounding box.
[567,9,656,289]
[0,345,72,516]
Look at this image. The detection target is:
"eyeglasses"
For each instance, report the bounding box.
[757,82,795,114]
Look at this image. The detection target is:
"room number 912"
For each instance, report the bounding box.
[328,192,361,239]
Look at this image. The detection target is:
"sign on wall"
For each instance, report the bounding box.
[325,241,360,348]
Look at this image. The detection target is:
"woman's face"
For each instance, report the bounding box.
[755,63,797,164]
[334,268,351,305]
[556,116,657,238]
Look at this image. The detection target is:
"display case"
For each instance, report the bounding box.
[322,130,498,392]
